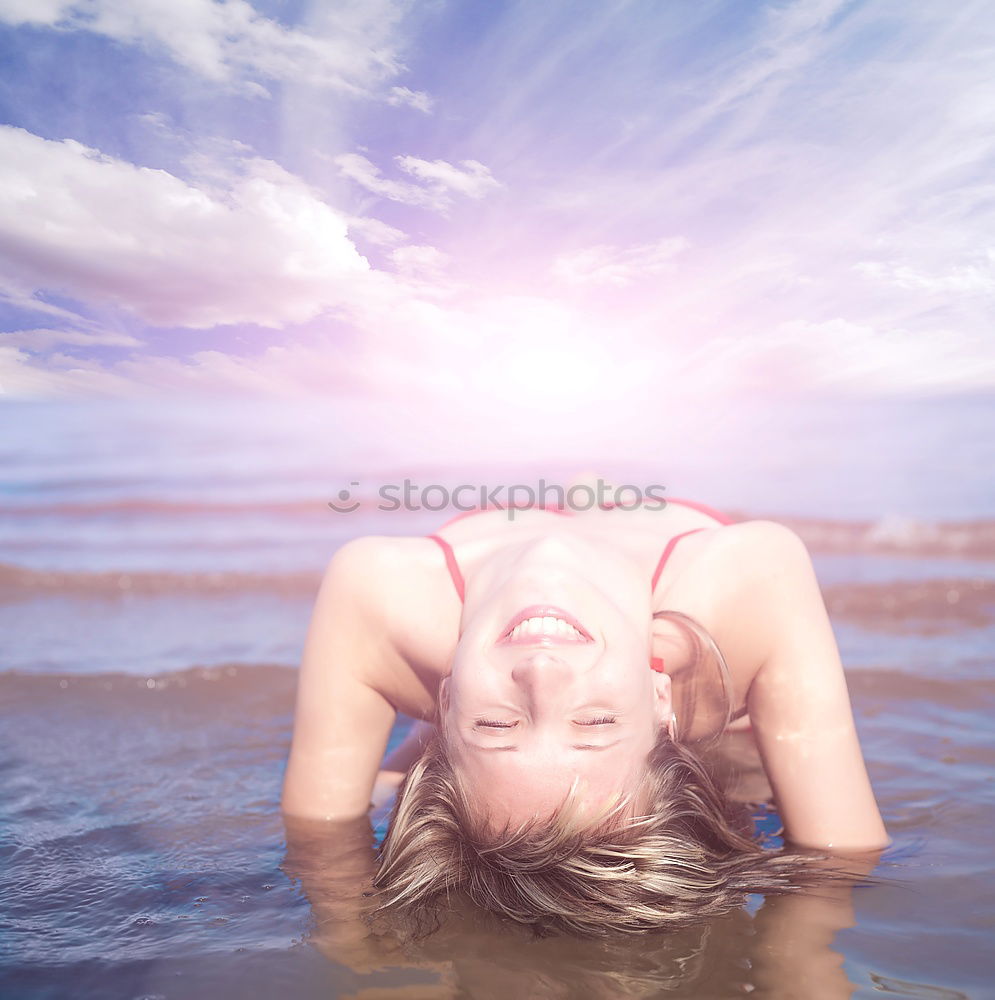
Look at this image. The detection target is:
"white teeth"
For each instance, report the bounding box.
[507,616,584,639]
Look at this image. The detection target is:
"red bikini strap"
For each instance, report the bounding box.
[427,533,465,602]
[430,502,725,671]
[427,505,574,599]
[651,528,705,592]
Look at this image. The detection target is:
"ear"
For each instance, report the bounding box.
[651,668,673,730]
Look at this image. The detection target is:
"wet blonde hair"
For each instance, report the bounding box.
[374,610,842,937]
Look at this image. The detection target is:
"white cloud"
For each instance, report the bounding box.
[336,152,501,211]
[1,318,481,399]
[0,292,592,408]
[0,0,64,21]
[0,0,412,98]
[389,244,450,279]
[3,1,994,403]
[395,157,501,199]
[5,279,992,409]
[334,152,445,209]
[0,339,363,397]
[505,3,995,395]
[855,255,995,295]
[0,327,142,350]
[0,275,94,325]
[0,344,116,396]
[552,237,689,287]
[346,214,408,247]
[0,125,370,328]
[387,85,434,113]
[687,0,853,128]
[693,319,995,396]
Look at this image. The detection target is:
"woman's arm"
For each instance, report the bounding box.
[281,537,397,821]
[370,719,437,813]
[382,718,436,772]
[733,522,890,851]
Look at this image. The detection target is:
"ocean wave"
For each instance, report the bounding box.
[3,498,995,556]
[776,514,995,559]
[0,497,333,516]
[0,662,297,710]
[824,577,995,633]
[845,667,995,709]
[0,563,322,598]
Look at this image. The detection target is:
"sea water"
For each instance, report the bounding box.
[1,393,993,998]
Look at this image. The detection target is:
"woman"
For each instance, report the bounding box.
[281,486,889,936]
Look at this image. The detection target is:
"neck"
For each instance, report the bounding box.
[459,528,654,640]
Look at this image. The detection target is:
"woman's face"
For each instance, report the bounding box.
[443,533,672,828]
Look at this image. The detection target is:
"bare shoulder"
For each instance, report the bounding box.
[689,520,820,707]
[318,533,458,674]
[319,534,433,611]
[703,517,809,561]
[697,519,813,597]
[323,534,409,586]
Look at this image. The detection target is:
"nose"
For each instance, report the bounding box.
[511,649,572,699]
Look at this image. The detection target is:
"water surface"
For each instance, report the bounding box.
[2,395,993,998]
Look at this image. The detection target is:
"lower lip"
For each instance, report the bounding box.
[498,604,594,643]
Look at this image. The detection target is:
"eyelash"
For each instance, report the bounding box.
[474,716,617,728]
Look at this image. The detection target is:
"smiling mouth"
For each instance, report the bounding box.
[498,604,594,645]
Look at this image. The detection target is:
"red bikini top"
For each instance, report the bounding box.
[426,497,734,674]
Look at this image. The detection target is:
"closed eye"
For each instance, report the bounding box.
[474,717,616,728]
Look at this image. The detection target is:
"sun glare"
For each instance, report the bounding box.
[464,298,627,416]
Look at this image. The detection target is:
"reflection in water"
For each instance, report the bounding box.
[282,814,883,1000]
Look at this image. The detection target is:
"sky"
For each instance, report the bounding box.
[0,0,993,427]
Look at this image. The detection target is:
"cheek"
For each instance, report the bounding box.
[442,664,495,719]
[600,672,658,722]
[598,653,654,691]
[446,643,475,690]
[449,629,491,678]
